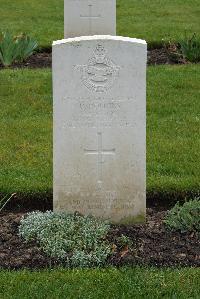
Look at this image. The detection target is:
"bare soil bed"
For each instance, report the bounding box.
[0,209,199,270]
[0,48,187,70]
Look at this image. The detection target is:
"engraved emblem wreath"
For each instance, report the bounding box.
[76,44,120,92]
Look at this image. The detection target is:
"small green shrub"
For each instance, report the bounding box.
[164,199,200,233]
[19,211,111,268]
[0,31,38,67]
[0,32,17,66]
[179,33,200,63]
[164,40,183,63]
[117,234,133,249]
[14,33,38,62]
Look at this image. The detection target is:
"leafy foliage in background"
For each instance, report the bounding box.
[164,199,200,233]
[0,193,16,212]
[19,211,111,268]
[164,33,200,64]
[0,31,38,67]
[164,40,183,64]
[179,33,200,63]
[14,33,38,62]
[0,32,17,67]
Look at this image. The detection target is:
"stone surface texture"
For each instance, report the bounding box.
[64,0,116,37]
[53,36,147,223]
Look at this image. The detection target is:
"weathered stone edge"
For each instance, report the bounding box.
[52,35,147,46]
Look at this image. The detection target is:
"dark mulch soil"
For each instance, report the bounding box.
[0,209,199,270]
[0,53,52,70]
[109,209,200,268]
[0,48,187,70]
[147,48,185,65]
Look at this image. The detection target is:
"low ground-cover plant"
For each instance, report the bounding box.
[19,211,111,267]
[116,234,133,249]
[164,199,200,233]
[0,31,38,67]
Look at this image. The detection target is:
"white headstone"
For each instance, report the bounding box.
[64,0,116,38]
[53,36,147,224]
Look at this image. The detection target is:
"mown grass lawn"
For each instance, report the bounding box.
[0,267,200,299]
[0,0,199,47]
[0,65,199,198]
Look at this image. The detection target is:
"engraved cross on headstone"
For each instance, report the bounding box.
[84,132,115,185]
[80,4,101,34]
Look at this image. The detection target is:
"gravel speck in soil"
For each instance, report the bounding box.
[0,209,199,270]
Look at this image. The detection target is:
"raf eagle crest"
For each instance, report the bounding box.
[76,44,120,92]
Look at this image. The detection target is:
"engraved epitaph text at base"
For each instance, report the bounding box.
[53,36,147,224]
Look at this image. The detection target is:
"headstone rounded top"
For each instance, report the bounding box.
[52,35,147,46]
